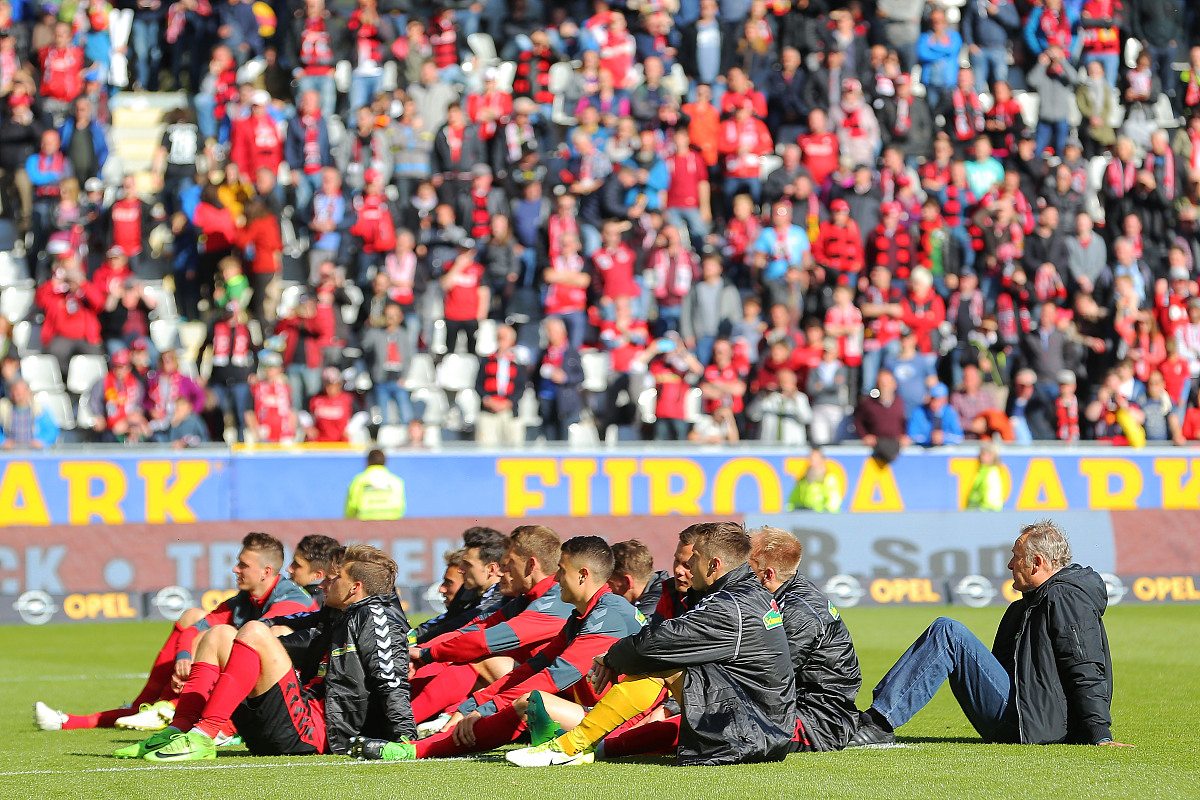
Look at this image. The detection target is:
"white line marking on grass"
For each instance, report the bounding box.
[0,673,144,683]
[0,758,480,777]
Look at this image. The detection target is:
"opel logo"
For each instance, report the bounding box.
[823,574,866,607]
[1100,573,1127,605]
[15,591,57,625]
[954,575,997,608]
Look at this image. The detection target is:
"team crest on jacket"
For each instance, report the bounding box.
[828,602,840,620]
[763,602,783,630]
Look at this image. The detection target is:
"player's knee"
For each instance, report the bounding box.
[176,607,206,628]
[235,620,272,647]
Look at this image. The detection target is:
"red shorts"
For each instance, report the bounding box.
[231,669,327,755]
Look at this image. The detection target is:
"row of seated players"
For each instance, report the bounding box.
[32,518,1119,763]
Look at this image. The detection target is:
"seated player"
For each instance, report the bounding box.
[124,545,415,760]
[409,526,508,646]
[654,527,697,620]
[405,526,573,725]
[506,522,797,767]
[747,526,861,751]
[847,520,1127,747]
[606,539,670,620]
[286,534,342,605]
[349,536,646,761]
[35,533,316,733]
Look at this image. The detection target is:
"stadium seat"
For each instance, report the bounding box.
[413,387,450,426]
[12,320,31,354]
[759,154,783,183]
[341,283,364,326]
[468,33,498,65]
[429,319,449,355]
[665,63,688,97]
[406,353,436,391]
[143,283,178,321]
[76,393,97,429]
[277,283,305,319]
[35,390,76,430]
[456,387,482,426]
[1016,92,1040,129]
[1067,96,1083,128]
[65,354,108,395]
[977,92,994,113]
[568,419,600,446]
[0,252,26,287]
[548,62,573,95]
[517,387,541,429]
[423,425,442,446]
[334,60,351,93]
[1124,38,1142,70]
[150,318,179,354]
[685,387,703,423]
[495,61,517,94]
[437,353,479,393]
[381,60,398,93]
[376,423,409,448]
[637,387,657,424]
[475,319,498,356]
[581,351,610,393]
[22,355,63,393]
[0,285,34,322]
[1154,95,1180,128]
[178,321,208,363]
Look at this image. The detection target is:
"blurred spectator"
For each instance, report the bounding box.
[0,378,58,449]
[363,303,414,426]
[535,316,583,441]
[638,333,703,441]
[855,368,909,449]
[965,441,1003,511]
[145,349,204,439]
[36,254,105,377]
[306,366,355,443]
[807,339,849,445]
[757,367,812,445]
[476,324,527,447]
[247,352,297,443]
[786,447,840,511]
[680,253,740,366]
[908,381,963,447]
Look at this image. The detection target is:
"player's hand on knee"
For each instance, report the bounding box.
[440,711,464,734]
[174,657,193,682]
[452,711,481,747]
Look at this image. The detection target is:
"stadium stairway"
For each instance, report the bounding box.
[108,92,188,195]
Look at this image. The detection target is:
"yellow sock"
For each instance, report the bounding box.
[556,677,663,756]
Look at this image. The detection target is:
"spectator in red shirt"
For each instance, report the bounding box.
[440,242,489,355]
[813,199,865,285]
[718,97,773,213]
[591,218,639,321]
[229,90,284,178]
[247,352,298,443]
[901,266,947,362]
[306,366,355,442]
[597,295,650,438]
[637,333,704,441]
[103,175,152,269]
[235,197,284,326]
[700,338,747,419]
[35,255,105,378]
[38,22,84,123]
[665,127,712,250]
[797,108,839,189]
[543,230,592,352]
[93,348,151,443]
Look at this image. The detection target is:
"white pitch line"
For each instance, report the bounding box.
[0,673,144,683]
[0,757,480,777]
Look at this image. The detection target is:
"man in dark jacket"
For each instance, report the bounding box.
[606,539,669,622]
[848,520,1128,747]
[409,526,508,646]
[749,527,861,752]
[128,544,415,760]
[505,521,797,767]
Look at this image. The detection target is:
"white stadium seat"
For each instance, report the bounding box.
[36,390,76,430]
[22,355,63,393]
[581,351,610,393]
[1,285,34,322]
[475,319,498,357]
[376,424,410,448]
[405,353,437,391]
[437,353,479,393]
[150,318,179,354]
[65,354,108,395]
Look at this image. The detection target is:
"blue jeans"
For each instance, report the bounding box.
[292,170,322,214]
[554,311,588,352]
[667,207,710,250]
[970,47,1008,93]
[297,74,337,118]
[1146,43,1177,97]
[131,18,161,90]
[194,93,217,141]
[723,176,761,213]
[349,73,382,118]
[1035,119,1069,157]
[1081,52,1120,88]
[870,617,1019,742]
[656,304,683,337]
[861,339,901,394]
[694,335,715,367]
[373,381,414,424]
[211,381,252,442]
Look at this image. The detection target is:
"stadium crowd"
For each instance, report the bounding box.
[33,521,1122,761]
[0,0,1199,449]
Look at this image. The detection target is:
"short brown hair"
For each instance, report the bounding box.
[444,548,465,568]
[342,544,398,596]
[677,523,706,547]
[690,522,752,567]
[611,540,655,585]
[242,532,285,572]
[561,536,616,582]
[509,525,562,571]
[748,526,802,578]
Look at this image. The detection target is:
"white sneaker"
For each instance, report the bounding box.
[505,739,595,767]
[416,714,451,739]
[114,700,175,731]
[213,731,242,747]
[34,701,67,731]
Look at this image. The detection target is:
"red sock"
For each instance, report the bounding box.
[171,661,221,733]
[192,640,260,739]
[62,708,128,730]
[415,705,523,758]
[410,663,478,723]
[601,717,680,758]
[131,624,185,708]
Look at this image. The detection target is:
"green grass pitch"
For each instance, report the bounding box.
[3,605,1198,800]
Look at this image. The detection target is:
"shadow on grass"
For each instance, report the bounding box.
[894,736,982,744]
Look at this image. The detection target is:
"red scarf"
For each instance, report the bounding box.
[1039,8,1072,49]
[103,371,141,422]
[547,213,577,260]
[301,114,322,174]
[893,97,911,136]
[212,320,251,368]
[445,124,463,164]
[1146,148,1176,200]
[1055,394,1080,441]
[951,89,984,141]
[300,17,334,72]
[385,250,416,305]
[1187,72,1200,107]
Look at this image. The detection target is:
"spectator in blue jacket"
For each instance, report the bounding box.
[917,8,964,109]
[285,90,333,211]
[0,379,59,450]
[908,382,965,446]
[59,96,110,185]
[1023,0,1079,59]
[962,0,1022,93]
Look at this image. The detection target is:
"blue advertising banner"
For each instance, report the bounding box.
[4,447,1200,526]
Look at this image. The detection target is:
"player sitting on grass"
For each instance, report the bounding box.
[606,540,670,621]
[286,534,342,606]
[409,527,508,646]
[654,527,698,620]
[506,522,797,767]
[123,545,415,760]
[406,526,573,726]
[847,520,1130,748]
[35,533,317,733]
[350,536,646,761]
[747,527,861,752]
